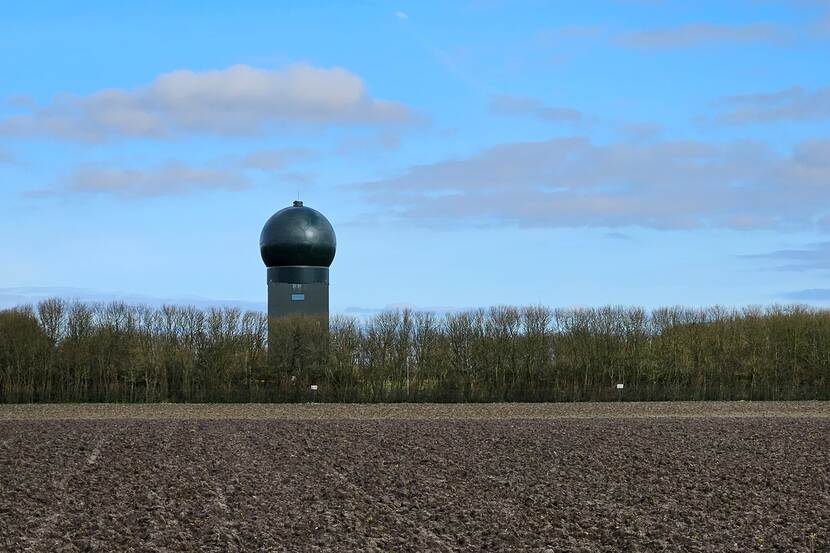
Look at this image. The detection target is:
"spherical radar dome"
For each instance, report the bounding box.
[260,201,336,268]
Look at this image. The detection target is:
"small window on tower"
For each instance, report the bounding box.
[291,293,305,301]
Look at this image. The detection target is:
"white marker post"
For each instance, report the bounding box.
[616,383,624,402]
[310,384,318,403]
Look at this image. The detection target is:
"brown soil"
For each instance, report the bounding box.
[3,400,830,421]
[1,403,828,552]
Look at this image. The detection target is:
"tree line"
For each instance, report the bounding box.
[1,299,828,403]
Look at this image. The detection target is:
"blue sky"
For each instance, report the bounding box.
[1,0,830,313]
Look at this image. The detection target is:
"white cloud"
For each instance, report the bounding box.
[357,137,830,230]
[0,64,415,142]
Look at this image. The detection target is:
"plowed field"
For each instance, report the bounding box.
[1,403,828,552]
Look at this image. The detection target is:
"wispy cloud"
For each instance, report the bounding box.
[356,137,830,230]
[712,85,830,125]
[0,148,15,164]
[345,303,467,316]
[25,146,318,199]
[539,21,790,51]
[490,95,583,123]
[617,122,663,142]
[746,241,830,272]
[616,22,788,49]
[0,64,415,143]
[58,162,251,198]
[236,148,316,171]
[0,286,266,312]
[534,25,608,44]
[781,288,830,301]
[336,130,403,154]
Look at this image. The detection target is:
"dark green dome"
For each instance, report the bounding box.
[260,201,336,268]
